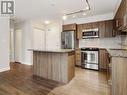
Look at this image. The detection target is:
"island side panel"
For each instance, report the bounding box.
[60,53,68,83]
[33,51,47,78]
[51,53,61,81]
[47,53,52,79]
[40,52,48,78]
[33,51,41,76]
[68,52,75,81]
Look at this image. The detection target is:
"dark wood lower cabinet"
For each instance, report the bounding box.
[75,49,81,67]
[99,49,109,71]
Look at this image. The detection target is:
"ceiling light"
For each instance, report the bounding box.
[83,13,87,16]
[72,15,76,18]
[44,21,50,24]
[85,6,89,10]
[62,15,67,20]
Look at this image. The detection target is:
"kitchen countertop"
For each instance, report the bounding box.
[78,47,107,50]
[28,49,75,53]
[107,49,127,58]
[77,47,127,58]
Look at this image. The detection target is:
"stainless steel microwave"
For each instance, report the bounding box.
[82,28,99,39]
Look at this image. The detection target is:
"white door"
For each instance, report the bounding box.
[33,28,45,49]
[15,29,22,62]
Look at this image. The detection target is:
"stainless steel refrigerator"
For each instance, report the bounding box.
[61,31,75,49]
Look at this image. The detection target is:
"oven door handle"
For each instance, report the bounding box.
[81,52,87,64]
[81,52,84,64]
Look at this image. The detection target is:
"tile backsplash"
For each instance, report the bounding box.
[121,35,127,49]
[79,36,122,49]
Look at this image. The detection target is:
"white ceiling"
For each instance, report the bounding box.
[14,0,121,21]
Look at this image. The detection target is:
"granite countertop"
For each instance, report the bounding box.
[107,49,127,58]
[28,49,75,53]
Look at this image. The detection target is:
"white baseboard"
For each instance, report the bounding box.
[0,67,10,72]
[21,62,33,66]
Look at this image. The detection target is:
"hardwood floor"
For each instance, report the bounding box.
[0,63,111,95]
[0,63,64,95]
[48,68,111,95]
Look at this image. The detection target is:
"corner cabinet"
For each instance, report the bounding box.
[114,0,127,32]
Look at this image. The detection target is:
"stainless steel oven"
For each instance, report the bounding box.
[81,48,99,70]
[82,28,99,39]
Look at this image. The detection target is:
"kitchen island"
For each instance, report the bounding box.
[30,49,75,83]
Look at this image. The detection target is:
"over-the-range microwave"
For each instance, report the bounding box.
[82,28,99,39]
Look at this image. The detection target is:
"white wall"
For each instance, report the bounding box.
[33,28,46,49]
[45,22,62,50]
[79,36,121,49]
[10,20,15,62]
[0,17,10,72]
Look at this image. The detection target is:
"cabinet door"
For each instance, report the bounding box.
[115,0,125,30]
[82,23,92,30]
[99,20,113,38]
[75,49,81,66]
[63,24,77,31]
[92,22,99,29]
[99,21,106,38]
[77,24,82,39]
[99,49,109,70]
[105,20,113,37]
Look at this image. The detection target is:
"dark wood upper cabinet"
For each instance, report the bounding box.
[82,23,92,30]
[105,20,114,37]
[99,21,106,38]
[76,20,114,39]
[114,0,127,32]
[92,22,99,29]
[99,20,115,38]
[62,24,77,31]
[77,24,83,39]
